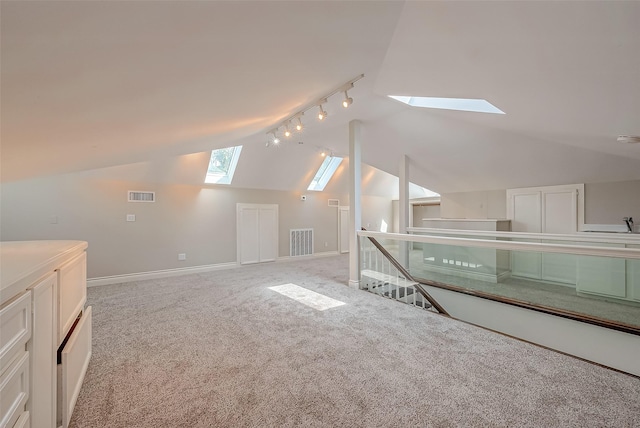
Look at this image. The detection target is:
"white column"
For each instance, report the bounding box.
[398,155,409,266]
[348,120,362,289]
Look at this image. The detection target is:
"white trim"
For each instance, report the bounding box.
[87,262,238,287]
[276,250,339,263]
[407,227,640,244]
[359,230,640,260]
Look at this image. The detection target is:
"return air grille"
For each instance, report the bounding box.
[128,191,155,202]
[290,228,314,257]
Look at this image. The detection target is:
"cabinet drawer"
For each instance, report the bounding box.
[12,411,30,428]
[57,306,92,428]
[0,292,31,372]
[58,253,87,346]
[0,351,29,428]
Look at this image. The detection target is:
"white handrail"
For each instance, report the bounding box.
[359,230,640,260]
[407,227,640,244]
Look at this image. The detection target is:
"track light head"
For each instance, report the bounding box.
[296,117,303,131]
[342,90,353,108]
[270,130,280,145]
[318,105,327,120]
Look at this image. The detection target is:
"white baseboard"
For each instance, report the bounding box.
[88,251,344,287]
[276,250,340,263]
[87,262,238,287]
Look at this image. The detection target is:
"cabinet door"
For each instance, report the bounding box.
[577,245,626,298]
[58,253,87,345]
[628,244,640,301]
[28,273,57,428]
[509,192,542,279]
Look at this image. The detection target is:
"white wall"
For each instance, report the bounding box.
[440,190,506,219]
[438,181,640,228]
[584,179,640,225]
[1,175,391,278]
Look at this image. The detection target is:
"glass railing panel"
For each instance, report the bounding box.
[370,231,640,330]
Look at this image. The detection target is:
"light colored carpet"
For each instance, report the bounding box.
[70,254,640,427]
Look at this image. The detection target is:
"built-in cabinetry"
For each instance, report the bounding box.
[421,219,511,283]
[507,184,583,285]
[0,241,91,428]
[575,238,640,302]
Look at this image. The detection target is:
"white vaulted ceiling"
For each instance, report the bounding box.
[2,1,639,193]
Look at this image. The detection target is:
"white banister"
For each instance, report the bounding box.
[359,230,640,260]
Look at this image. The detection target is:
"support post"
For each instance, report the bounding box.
[398,155,410,267]
[348,120,362,289]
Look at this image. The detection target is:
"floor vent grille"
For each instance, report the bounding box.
[290,228,314,257]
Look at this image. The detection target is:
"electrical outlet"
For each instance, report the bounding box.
[178,253,186,261]
[49,215,58,224]
[324,241,328,247]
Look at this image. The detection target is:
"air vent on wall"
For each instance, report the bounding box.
[328,199,339,207]
[128,191,155,202]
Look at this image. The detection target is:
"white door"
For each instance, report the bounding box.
[258,206,278,262]
[510,192,542,279]
[237,204,278,265]
[338,206,349,254]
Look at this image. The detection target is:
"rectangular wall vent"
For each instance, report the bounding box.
[128,191,155,202]
[328,199,339,207]
[290,228,314,257]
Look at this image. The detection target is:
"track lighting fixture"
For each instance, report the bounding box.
[318,104,328,121]
[342,83,354,108]
[270,130,280,145]
[264,74,364,148]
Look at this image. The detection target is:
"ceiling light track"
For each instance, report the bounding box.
[266,74,364,146]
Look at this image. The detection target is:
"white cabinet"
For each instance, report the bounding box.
[507,184,583,285]
[28,274,57,428]
[626,244,640,301]
[0,241,90,428]
[58,253,87,346]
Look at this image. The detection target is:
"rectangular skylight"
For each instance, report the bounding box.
[389,96,504,114]
[205,145,242,184]
[307,156,343,191]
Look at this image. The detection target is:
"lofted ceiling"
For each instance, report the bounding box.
[2,1,639,194]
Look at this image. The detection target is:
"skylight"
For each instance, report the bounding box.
[307,156,343,191]
[389,96,504,114]
[205,145,242,185]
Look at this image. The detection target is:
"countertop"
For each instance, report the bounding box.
[0,240,88,306]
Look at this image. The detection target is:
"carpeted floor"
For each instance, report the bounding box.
[70,254,640,427]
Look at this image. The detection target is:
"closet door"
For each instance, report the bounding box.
[258,206,278,262]
[238,205,260,265]
[237,204,278,265]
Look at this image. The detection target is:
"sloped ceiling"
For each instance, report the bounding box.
[2,1,639,194]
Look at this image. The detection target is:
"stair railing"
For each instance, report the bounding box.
[361,228,449,316]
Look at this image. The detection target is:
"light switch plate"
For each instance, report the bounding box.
[126,214,136,222]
